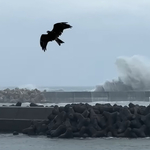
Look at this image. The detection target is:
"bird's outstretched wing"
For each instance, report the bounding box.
[51,22,72,37]
[40,34,49,51]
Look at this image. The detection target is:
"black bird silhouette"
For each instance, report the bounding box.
[40,22,72,51]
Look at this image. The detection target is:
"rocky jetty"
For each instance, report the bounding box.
[0,88,46,103]
[22,102,150,138]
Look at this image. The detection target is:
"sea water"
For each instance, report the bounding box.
[0,134,150,150]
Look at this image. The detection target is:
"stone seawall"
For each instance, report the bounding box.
[0,107,53,132]
[0,88,150,103]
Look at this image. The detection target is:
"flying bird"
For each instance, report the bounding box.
[40,22,72,52]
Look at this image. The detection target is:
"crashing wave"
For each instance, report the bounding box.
[95,55,150,91]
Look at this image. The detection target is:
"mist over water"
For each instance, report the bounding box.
[95,55,150,92]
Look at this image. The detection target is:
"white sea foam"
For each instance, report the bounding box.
[95,55,150,91]
[0,101,150,107]
[18,84,37,90]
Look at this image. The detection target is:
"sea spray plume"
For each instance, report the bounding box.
[94,79,133,92]
[116,55,150,90]
[95,55,150,91]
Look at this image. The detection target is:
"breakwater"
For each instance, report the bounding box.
[0,88,150,103]
[22,103,150,138]
[43,91,150,102]
[1,101,150,138]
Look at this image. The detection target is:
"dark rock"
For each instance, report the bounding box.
[143,105,150,115]
[59,128,73,138]
[82,109,90,118]
[33,121,48,134]
[123,128,138,138]
[48,111,67,131]
[16,101,22,106]
[117,127,137,138]
[141,113,150,127]
[70,120,78,132]
[129,103,135,108]
[30,103,39,107]
[67,107,75,120]
[99,104,114,113]
[103,111,119,125]
[64,104,71,113]
[141,113,150,135]
[47,113,55,121]
[59,106,64,112]
[72,104,86,113]
[96,114,107,129]
[52,105,59,115]
[116,120,130,134]
[92,129,107,137]
[74,113,90,129]
[130,118,142,129]
[13,131,19,135]
[137,106,146,115]
[73,132,81,137]
[132,125,146,137]
[119,106,133,121]
[50,124,66,137]
[89,108,101,131]
[113,104,122,112]
[22,125,36,135]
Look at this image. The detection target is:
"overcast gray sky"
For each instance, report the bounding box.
[0,0,150,87]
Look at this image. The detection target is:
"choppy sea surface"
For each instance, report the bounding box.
[1,100,150,150]
[0,134,150,150]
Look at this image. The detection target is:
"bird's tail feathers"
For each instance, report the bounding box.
[40,41,47,52]
[55,38,64,46]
